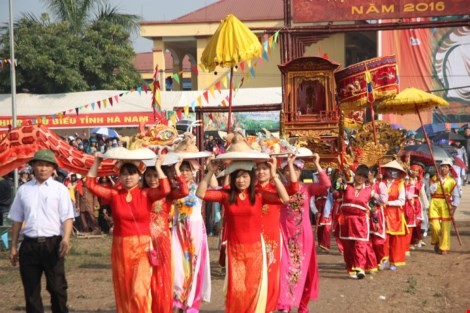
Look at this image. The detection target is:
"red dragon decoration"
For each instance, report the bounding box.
[0,123,117,177]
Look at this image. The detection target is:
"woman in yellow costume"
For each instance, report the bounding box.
[429,158,460,254]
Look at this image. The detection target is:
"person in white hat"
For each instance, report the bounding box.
[381,160,407,271]
[196,155,294,313]
[429,158,460,254]
[85,155,171,312]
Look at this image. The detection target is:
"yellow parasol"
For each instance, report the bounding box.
[376,87,449,114]
[377,87,461,246]
[200,14,262,132]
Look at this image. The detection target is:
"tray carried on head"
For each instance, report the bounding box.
[176,151,213,160]
[143,152,181,167]
[216,151,270,161]
[271,147,314,159]
[101,147,157,160]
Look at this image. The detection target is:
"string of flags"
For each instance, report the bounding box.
[0,58,16,67]
[8,29,282,127]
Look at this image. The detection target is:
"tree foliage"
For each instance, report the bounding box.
[0,1,144,94]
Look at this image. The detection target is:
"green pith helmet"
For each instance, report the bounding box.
[29,149,58,168]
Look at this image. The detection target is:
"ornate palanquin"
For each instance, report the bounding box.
[278,57,341,169]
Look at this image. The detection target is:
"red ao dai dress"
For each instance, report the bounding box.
[86,178,170,313]
[149,175,189,313]
[202,183,298,313]
[256,181,298,313]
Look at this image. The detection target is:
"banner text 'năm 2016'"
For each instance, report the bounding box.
[292,0,468,23]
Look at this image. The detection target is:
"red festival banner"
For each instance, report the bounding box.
[0,112,155,130]
[292,0,468,23]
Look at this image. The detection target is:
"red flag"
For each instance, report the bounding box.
[176,109,183,121]
[208,113,213,120]
[97,101,101,109]
[239,62,245,72]
[215,81,221,93]
[191,65,198,75]
[109,97,113,106]
[203,91,209,103]
[143,85,149,93]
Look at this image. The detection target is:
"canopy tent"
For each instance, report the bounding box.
[0,87,282,130]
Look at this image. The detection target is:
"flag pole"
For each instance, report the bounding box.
[9,0,18,191]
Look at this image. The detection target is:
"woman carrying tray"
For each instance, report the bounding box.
[86,148,170,313]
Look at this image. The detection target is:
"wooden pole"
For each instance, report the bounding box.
[227,67,234,133]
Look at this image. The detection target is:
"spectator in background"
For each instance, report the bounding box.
[98,138,106,153]
[65,173,80,222]
[77,177,101,235]
[104,139,114,152]
[451,140,468,186]
[82,138,90,152]
[87,138,98,155]
[18,169,30,186]
[464,126,470,183]
[97,176,114,233]
[204,135,214,152]
[77,142,85,152]
[0,175,14,225]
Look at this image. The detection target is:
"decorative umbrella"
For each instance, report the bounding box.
[403,144,453,165]
[432,131,466,142]
[200,14,262,132]
[91,127,120,138]
[415,123,448,137]
[377,88,461,245]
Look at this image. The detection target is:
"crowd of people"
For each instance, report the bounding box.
[2,124,463,313]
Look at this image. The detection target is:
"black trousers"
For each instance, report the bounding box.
[19,236,68,313]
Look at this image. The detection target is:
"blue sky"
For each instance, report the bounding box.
[0,0,217,52]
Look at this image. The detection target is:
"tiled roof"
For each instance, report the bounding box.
[134,52,153,72]
[171,0,283,23]
[134,52,192,72]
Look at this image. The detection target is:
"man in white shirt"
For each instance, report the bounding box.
[8,149,74,313]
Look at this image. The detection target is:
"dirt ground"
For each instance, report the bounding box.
[1,220,469,313]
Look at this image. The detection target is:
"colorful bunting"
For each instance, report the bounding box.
[173,73,180,85]
[4,29,283,129]
[176,109,183,121]
[209,85,215,98]
[221,76,228,88]
[1,232,8,249]
[273,30,280,43]
[262,51,269,61]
